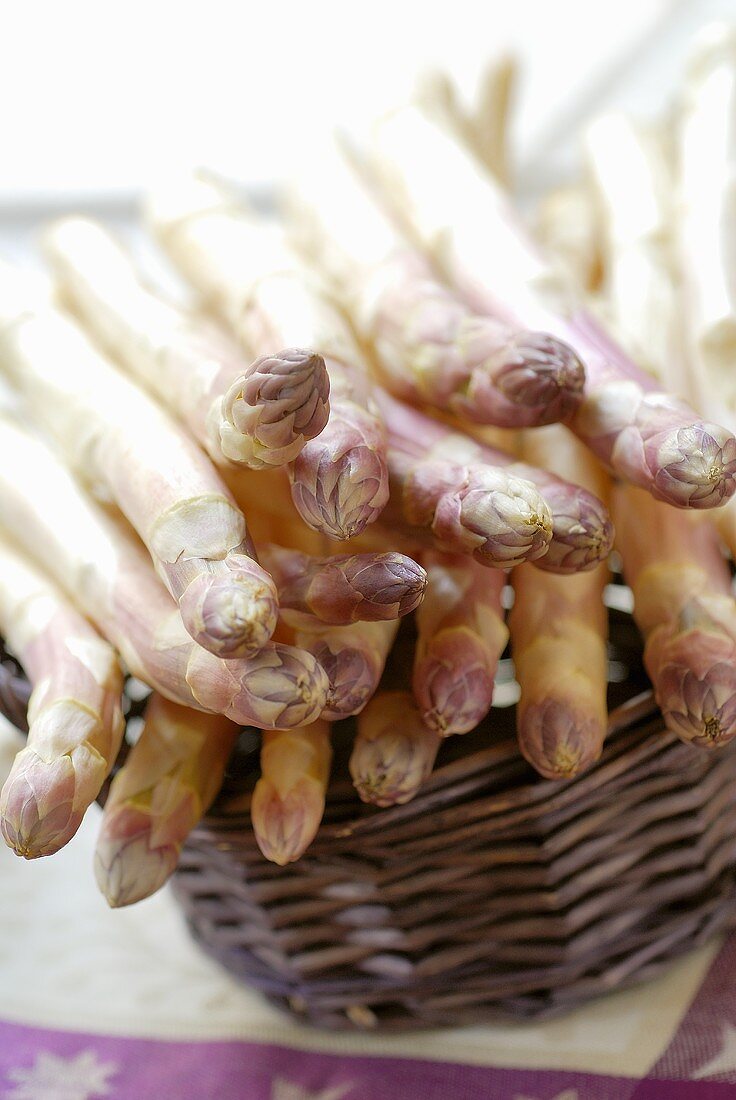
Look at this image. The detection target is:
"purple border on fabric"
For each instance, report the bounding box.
[651,935,736,1085]
[2,1019,736,1100]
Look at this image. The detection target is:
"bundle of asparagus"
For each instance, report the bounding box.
[146,177,391,541]
[2,26,736,912]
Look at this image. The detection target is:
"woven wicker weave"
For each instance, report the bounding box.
[4,604,736,1031]
[173,691,736,1030]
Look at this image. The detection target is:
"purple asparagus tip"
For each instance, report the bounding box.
[493,332,585,424]
[518,698,605,779]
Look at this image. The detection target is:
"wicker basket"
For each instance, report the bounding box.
[4,602,736,1032]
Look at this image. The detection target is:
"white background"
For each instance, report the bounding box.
[0,0,734,212]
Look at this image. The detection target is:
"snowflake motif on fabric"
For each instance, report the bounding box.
[270,1080,353,1100]
[5,1050,118,1100]
[692,1022,736,1080]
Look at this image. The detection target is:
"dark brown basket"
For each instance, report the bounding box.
[5,602,736,1031]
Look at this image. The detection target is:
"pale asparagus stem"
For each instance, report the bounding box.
[286,143,583,428]
[42,218,330,470]
[613,484,736,747]
[0,280,278,659]
[350,691,441,806]
[413,553,507,735]
[359,107,736,508]
[95,695,238,907]
[225,467,331,555]
[378,391,612,572]
[262,544,427,625]
[510,426,611,778]
[535,182,602,292]
[292,619,398,720]
[678,29,736,436]
[714,501,736,564]
[229,241,390,539]
[145,173,295,341]
[511,564,609,779]
[584,116,684,385]
[417,55,517,184]
[251,719,332,865]
[0,537,124,858]
[0,422,328,729]
[586,89,736,750]
[289,353,390,539]
[361,251,584,428]
[148,175,389,538]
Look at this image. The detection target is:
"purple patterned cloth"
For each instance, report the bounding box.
[5,1018,736,1100]
[5,934,736,1100]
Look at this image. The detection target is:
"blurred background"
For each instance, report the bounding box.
[1,0,735,228]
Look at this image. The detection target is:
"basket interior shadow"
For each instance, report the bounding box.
[3,591,736,1032]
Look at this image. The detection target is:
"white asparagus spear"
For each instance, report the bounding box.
[357,106,736,509]
[147,175,390,539]
[582,63,736,751]
[0,535,124,859]
[0,420,328,729]
[252,718,332,865]
[678,26,736,429]
[145,174,349,361]
[288,143,584,430]
[413,551,507,735]
[584,113,687,390]
[0,267,278,660]
[677,28,736,557]
[350,690,441,806]
[510,428,610,778]
[534,182,601,293]
[43,217,330,470]
[416,55,518,185]
[95,694,238,906]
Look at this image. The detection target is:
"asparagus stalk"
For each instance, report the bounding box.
[580,79,736,751]
[251,719,332,864]
[350,690,441,806]
[669,34,736,559]
[511,556,609,779]
[388,449,552,569]
[678,29,736,436]
[288,144,584,428]
[534,182,601,292]
[43,217,330,470]
[261,544,426,625]
[147,174,389,539]
[357,252,583,429]
[510,428,610,778]
[0,274,278,660]
[95,694,238,906]
[0,536,124,858]
[359,107,736,508]
[291,618,398,720]
[224,466,330,556]
[413,552,507,735]
[0,421,328,729]
[379,390,612,573]
[288,350,389,540]
[613,483,736,747]
[416,55,518,185]
[584,114,686,388]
